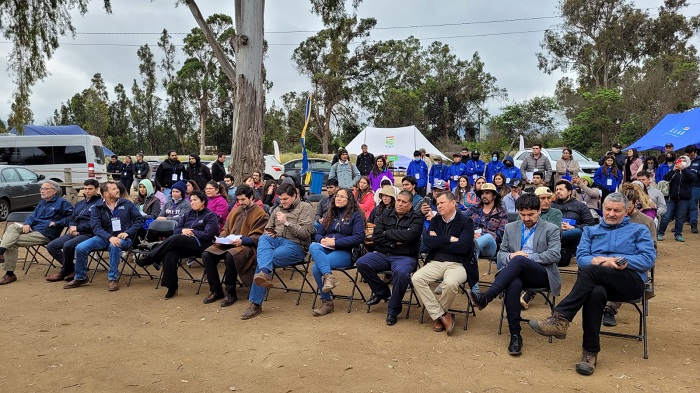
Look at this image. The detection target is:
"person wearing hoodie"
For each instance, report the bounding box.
[65,182,143,292]
[134,179,161,220]
[406,150,429,197]
[368,155,395,191]
[484,151,505,183]
[465,150,486,184]
[204,180,230,231]
[185,153,212,190]
[428,156,448,192]
[501,155,522,186]
[155,150,186,200]
[156,180,191,222]
[447,153,468,191]
[658,157,698,242]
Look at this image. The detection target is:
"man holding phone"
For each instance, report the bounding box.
[528,192,655,376]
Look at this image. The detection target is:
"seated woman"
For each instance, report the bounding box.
[204,180,230,231]
[467,193,561,356]
[139,191,219,299]
[185,180,200,202]
[156,180,191,222]
[368,184,396,224]
[454,175,479,210]
[309,188,365,316]
[354,176,375,218]
[261,179,279,209]
[493,173,510,199]
[135,179,161,220]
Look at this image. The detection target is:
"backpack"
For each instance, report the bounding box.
[656,180,670,197]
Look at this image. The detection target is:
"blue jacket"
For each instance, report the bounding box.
[175,207,219,243]
[484,160,505,183]
[500,156,522,185]
[90,198,144,241]
[70,195,102,235]
[429,163,448,185]
[407,159,429,187]
[655,163,672,184]
[446,162,467,187]
[24,195,74,241]
[576,217,655,283]
[465,159,485,183]
[314,210,365,251]
[593,166,622,192]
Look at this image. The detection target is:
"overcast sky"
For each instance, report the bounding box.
[0,0,694,125]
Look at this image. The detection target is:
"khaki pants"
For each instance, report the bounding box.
[0,224,50,272]
[411,260,467,321]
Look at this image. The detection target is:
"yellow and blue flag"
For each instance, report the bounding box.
[301,95,312,184]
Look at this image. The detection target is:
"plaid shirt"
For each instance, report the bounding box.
[464,204,508,243]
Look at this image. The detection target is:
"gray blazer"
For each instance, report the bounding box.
[496,219,562,296]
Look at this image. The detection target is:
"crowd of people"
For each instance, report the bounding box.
[1,140,693,377]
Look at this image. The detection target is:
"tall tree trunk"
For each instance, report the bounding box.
[199,105,207,156]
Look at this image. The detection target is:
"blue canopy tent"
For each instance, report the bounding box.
[624,107,700,151]
[9,125,116,156]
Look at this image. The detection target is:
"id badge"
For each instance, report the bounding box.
[506,177,511,183]
[415,173,420,179]
[111,218,122,232]
[606,179,612,186]
[123,171,127,176]
[473,174,477,181]
[172,173,179,181]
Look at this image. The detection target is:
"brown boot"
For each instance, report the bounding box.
[311,299,334,316]
[321,273,338,293]
[240,303,262,320]
[575,350,598,375]
[528,311,570,339]
[253,271,274,289]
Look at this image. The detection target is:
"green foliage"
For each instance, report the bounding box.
[487,96,561,149]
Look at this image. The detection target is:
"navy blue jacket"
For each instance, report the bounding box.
[664,168,698,200]
[70,195,102,235]
[90,198,144,241]
[423,211,477,287]
[175,207,219,243]
[314,210,365,251]
[25,195,74,240]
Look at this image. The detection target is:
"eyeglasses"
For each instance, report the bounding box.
[205,187,216,190]
[40,187,55,191]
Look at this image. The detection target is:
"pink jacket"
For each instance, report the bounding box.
[355,190,375,218]
[625,158,643,182]
[207,195,230,231]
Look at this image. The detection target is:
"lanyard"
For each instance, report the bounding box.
[521,222,536,249]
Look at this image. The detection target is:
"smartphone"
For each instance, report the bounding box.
[265,227,277,235]
[615,257,628,266]
[422,197,431,206]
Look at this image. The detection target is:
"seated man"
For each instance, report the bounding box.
[464,183,507,260]
[65,182,143,291]
[356,190,423,325]
[46,179,102,282]
[467,193,561,356]
[240,182,314,320]
[411,191,475,336]
[528,192,655,376]
[551,179,596,265]
[535,187,563,227]
[314,178,338,232]
[0,180,73,285]
[523,171,545,193]
[502,179,522,213]
[201,185,268,307]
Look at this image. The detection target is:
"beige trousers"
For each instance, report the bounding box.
[0,224,50,271]
[411,260,467,321]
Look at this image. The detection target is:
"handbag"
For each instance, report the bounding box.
[351,243,366,264]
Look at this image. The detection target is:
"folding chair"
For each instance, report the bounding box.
[311,263,366,313]
[366,270,421,319]
[127,219,177,287]
[154,256,207,294]
[600,267,654,359]
[499,287,556,343]
[265,252,317,305]
[419,281,476,330]
[1,212,55,274]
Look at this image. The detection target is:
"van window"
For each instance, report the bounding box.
[93,146,105,165]
[0,146,87,165]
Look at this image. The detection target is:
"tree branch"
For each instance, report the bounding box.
[184,0,236,85]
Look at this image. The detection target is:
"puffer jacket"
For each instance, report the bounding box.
[551,198,596,229]
[372,208,424,256]
[267,199,315,250]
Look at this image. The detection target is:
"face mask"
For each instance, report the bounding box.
[414,157,421,162]
[504,161,513,167]
[666,157,674,163]
[492,156,498,162]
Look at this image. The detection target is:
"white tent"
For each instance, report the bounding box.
[345,126,448,169]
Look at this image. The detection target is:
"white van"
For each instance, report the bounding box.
[0,134,108,188]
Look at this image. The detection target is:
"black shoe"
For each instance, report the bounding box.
[135,257,151,267]
[153,262,162,271]
[692,226,698,234]
[203,291,225,304]
[366,294,388,306]
[602,306,617,327]
[466,289,488,311]
[508,334,523,356]
[386,314,398,326]
[164,287,177,299]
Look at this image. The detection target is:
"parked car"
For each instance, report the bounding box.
[205,154,284,181]
[0,165,45,221]
[283,158,333,185]
[513,148,600,180]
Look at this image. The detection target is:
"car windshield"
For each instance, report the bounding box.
[545,149,591,162]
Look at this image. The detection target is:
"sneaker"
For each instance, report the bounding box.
[692,226,698,234]
[321,273,338,294]
[253,271,274,289]
[311,299,334,316]
[657,234,663,241]
[675,235,685,242]
[240,303,262,320]
[602,306,617,327]
[528,311,570,339]
[520,291,535,310]
[575,350,598,375]
[186,258,195,267]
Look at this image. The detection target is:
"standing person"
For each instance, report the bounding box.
[211,153,227,182]
[331,146,345,165]
[412,191,475,336]
[593,155,622,201]
[120,156,134,194]
[447,153,468,191]
[555,148,581,183]
[155,150,185,200]
[665,142,675,154]
[428,156,448,193]
[598,142,626,170]
[465,183,507,260]
[655,152,676,184]
[354,176,375,219]
[185,154,212,190]
[484,151,505,183]
[46,179,102,282]
[355,144,375,176]
[0,180,73,285]
[520,144,552,184]
[329,148,361,189]
[107,155,123,181]
[65,182,143,291]
[201,185,268,306]
[657,156,698,242]
[684,145,700,234]
[239,183,314,320]
[420,148,432,174]
[133,153,151,192]
[465,150,486,185]
[460,148,471,164]
[309,188,365,316]
[501,155,522,186]
[638,155,658,186]
[407,150,429,197]
[528,192,655,376]
[204,180,230,231]
[368,155,394,191]
[134,179,161,220]
[623,149,642,183]
[468,193,561,355]
[356,191,424,326]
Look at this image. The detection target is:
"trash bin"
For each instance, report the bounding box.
[309,171,324,194]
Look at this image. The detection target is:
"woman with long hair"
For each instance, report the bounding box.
[368,185,396,223]
[368,155,395,191]
[454,175,478,210]
[624,148,643,183]
[309,188,365,316]
[555,147,581,182]
[135,179,161,220]
[261,179,279,208]
[354,176,375,218]
[493,173,510,199]
[185,180,200,201]
[639,155,658,186]
[656,152,676,184]
[204,180,229,231]
[593,154,622,200]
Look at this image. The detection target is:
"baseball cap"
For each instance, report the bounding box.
[534,187,553,197]
[612,143,622,148]
[665,142,674,148]
[510,179,522,188]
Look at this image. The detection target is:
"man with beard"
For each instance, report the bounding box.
[156,150,186,200]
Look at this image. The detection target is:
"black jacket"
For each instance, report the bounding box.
[551,198,596,229]
[423,211,478,287]
[175,207,219,243]
[134,160,150,181]
[356,152,375,176]
[211,160,226,182]
[664,168,698,200]
[185,154,212,189]
[91,198,144,241]
[156,159,185,188]
[372,208,424,257]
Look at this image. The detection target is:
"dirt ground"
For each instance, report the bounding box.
[0,222,698,393]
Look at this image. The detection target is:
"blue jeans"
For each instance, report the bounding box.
[356,252,416,317]
[659,198,691,237]
[475,233,497,259]
[561,227,583,248]
[163,187,171,200]
[248,234,306,305]
[309,243,352,301]
[689,187,700,226]
[74,236,132,281]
